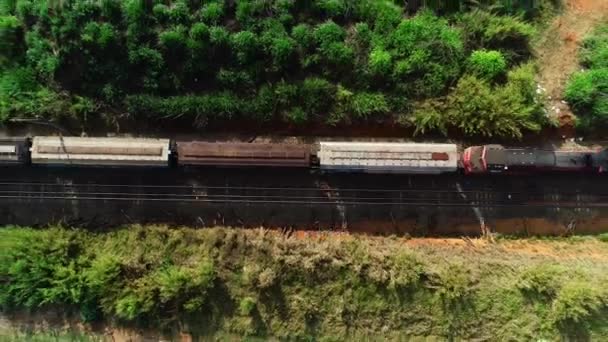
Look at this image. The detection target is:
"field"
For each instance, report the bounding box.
[2,226,608,340]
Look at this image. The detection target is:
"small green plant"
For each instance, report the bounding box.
[517,264,564,298]
[239,297,257,316]
[467,49,507,80]
[551,281,606,330]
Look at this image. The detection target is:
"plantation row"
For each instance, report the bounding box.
[0,0,563,137]
[2,226,608,339]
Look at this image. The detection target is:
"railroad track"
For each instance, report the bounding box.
[0,181,606,208]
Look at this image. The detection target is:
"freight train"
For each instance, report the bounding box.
[0,136,606,175]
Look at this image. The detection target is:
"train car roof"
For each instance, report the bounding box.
[31,136,170,166]
[176,141,311,167]
[318,141,458,174]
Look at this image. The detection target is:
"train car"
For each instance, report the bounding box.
[317,142,459,174]
[31,136,171,167]
[462,144,599,174]
[176,141,311,167]
[0,138,30,165]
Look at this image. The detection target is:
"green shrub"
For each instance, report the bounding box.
[517,264,564,298]
[209,26,230,47]
[313,20,345,47]
[159,27,188,55]
[320,42,354,67]
[200,2,224,25]
[125,93,243,127]
[231,30,258,64]
[551,281,606,328]
[356,0,402,33]
[467,49,507,80]
[412,100,448,136]
[239,297,257,316]
[388,251,424,291]
[269,36,295,69]
[580,26,608,69]
[458,10,534,59]
[168,0,190,25]
[292,23,314,49]
[389,11,464,97]
[565,69,608,128]
[350,92,390,119]
[368,47,392,76]
[428,262,474,305]
[284,106,308,124]
[565,71,599,108]
[152,4,170,25]
[216,69,254,90]
[446,67,542,138]
[299,77,336,117]
[0,15,23,66]
[315,0,348,19]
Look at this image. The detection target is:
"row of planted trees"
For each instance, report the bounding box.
[1,0,560,137]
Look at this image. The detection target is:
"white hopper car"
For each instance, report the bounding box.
[30,136,171,166]
[317,142,459,174]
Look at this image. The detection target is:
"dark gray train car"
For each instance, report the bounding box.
[0,138,30,165]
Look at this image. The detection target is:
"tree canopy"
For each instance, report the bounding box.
[0,0,557,138]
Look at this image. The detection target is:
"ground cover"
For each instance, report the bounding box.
[2,225,608,340]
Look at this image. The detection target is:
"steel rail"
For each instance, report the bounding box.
[0,194,605,207]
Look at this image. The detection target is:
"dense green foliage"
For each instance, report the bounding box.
[565,25,608,131]
[2,226,608,340]
[0,0,558,137]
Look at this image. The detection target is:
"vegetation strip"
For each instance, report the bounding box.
[0,1,564,137]
[2,226,608,340]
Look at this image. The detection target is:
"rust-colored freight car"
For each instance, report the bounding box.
[176,142,311,167]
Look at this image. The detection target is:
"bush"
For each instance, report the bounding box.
[565,69,608,128]
[551,281,606,328]
[350,92,390,119]
[356,0,402,33]
[313,20,345,47]
[159,27,188,55]
[467,50,507,80]
[239,297,257,316]
[315,0,348,19]
[389,11,464,97]
[428,262,474,305]
[268,36,295,69]
[231,30,258,64]
[168,0,190,25]
[200,2,224,25]
[517,264,564,298]
[299,77,336,117]
[412,100,447,136]
[458,10,534,60]
[0,15,23,66]
[445,64,542,138]
[580,26,608,69]
[125,93,243,127]
[368,47,392,76]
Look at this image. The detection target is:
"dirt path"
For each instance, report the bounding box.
[536,0,608,136]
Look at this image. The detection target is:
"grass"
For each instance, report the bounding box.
[1,226,608,340]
